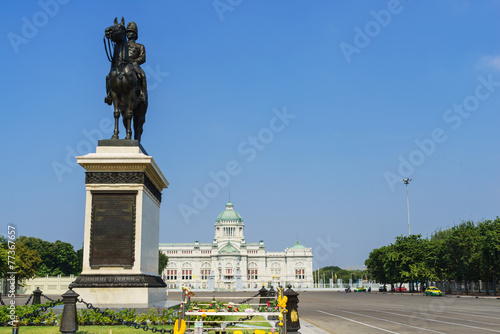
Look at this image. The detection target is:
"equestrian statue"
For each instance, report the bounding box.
[104,17,148,142]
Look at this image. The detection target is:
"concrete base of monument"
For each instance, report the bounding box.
[70,274,167,308]
[72,287,168,308]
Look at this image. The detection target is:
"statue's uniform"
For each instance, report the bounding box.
[129,42,147,92]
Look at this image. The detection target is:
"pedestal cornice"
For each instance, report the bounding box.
[76,145,169,194]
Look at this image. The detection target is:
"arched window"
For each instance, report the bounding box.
[225,263,233,279]
[182,262,192,280]
[201,262,211,280]
[295,262,305,280]
[165,262,177,280]
[271,262,281,280]
[248,262,258,280]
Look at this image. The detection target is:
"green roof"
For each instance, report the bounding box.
[215,201,243,225]
[291,240,306,250]
[219,241,239,254]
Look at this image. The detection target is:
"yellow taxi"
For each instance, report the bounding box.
[424,286,442,296]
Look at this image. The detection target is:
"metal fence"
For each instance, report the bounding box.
[435,281,499,294]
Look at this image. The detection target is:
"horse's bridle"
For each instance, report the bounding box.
[103,35,114,63]
[104,27,130,66]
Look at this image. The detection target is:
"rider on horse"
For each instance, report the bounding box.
[105,21,147,106]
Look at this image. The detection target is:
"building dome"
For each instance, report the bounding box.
[219,241,240,254]
[291,240,306,250]
[215,201,243,226]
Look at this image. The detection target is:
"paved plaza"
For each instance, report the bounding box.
[13,290,500,333]
[169,290,500,333]
[298,290,500,333]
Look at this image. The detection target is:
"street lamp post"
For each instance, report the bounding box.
[402,178,412,235]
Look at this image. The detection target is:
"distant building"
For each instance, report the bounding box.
[159,201,313,290]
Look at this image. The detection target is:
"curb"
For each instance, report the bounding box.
[299,319,331,334]
[454,295,500,300]
[374,292,500,300]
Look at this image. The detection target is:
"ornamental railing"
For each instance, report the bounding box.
[179,285,288,333]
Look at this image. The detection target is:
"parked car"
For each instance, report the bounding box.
[395,286,407,292]
[425,286,442,296]
[378,286,387,292]
[354,286,366,292]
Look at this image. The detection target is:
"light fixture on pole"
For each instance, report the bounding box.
[402,178,412,235]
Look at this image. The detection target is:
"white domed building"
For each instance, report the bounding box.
[159,201,313,290]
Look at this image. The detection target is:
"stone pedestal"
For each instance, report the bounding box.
[71,140,169,307]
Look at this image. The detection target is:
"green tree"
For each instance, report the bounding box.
[478,218,500,294]
[12,240,42,291]
[17,236,80,276]
[448,222,481,294]
[366,217,499,295]
[430,228,456,293]
[0,236,8,279]
[366,235,436,291]
[158,250,169,275]
[384,242,403,290]
[75,248,83,274]
[366,246,391,288]
[51,240,79,276]
[313,266,366,284]
[392,235,436,292]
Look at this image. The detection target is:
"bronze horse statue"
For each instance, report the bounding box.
[104,17,147,141]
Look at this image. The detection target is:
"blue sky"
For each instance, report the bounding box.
[2,0,499,270]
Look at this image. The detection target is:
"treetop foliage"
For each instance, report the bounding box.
[16,236,81,277]
[313,265,367,283]
[0,236,82,283]
[364,217,500,293]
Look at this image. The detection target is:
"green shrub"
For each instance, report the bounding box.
[0,304,177,327]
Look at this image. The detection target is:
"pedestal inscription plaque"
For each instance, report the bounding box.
[90,191,137,268]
